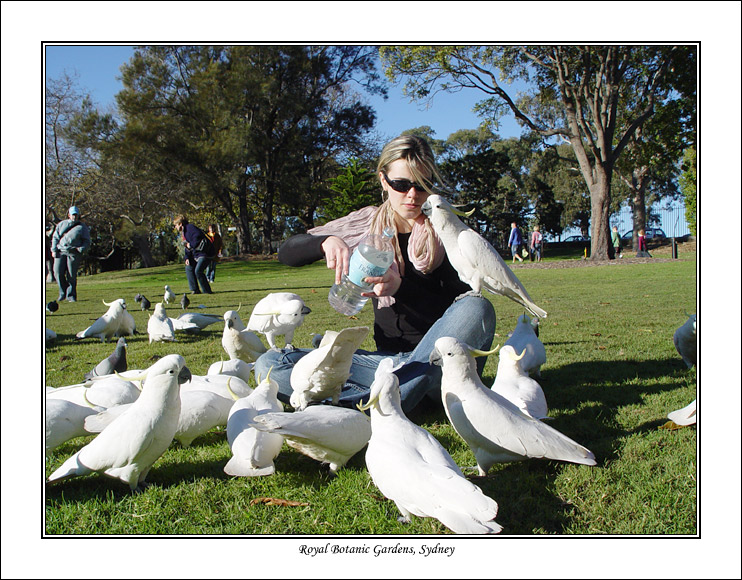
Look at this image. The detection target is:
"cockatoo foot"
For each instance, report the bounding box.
[397,515,411,524]
[454,290,483,302]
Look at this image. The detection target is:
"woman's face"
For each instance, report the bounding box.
[380,159,431,226]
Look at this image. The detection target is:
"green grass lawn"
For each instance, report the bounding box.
[42,250,698,537]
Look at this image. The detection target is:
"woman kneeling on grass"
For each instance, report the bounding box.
[254,135,496,414]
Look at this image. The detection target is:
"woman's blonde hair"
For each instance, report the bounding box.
[369,135,446,274]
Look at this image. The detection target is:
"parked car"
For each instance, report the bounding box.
[621,228,667,240]
[564,235,590,242]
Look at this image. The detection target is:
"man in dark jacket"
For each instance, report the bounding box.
[51,206,91,302]
[173,215,214,294]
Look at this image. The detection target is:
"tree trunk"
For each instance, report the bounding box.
[131,232,156,268]
[261,183,274,255]
[630,182,648,252]
[588,171,613,260]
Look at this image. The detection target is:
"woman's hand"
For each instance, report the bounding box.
[361,268,402,298]
[321,236,350,285]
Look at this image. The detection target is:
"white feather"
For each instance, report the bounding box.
[422,195,547,318]
[362,358,502,534]
[289,326,369,410]
[431,337,596,475]
[247,292,312,350]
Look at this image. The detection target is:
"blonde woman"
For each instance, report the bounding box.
[255,135,495,413]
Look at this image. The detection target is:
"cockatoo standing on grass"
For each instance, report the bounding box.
[430,337,596,475]
[47,355,191,492]
[224,369,285,477]
[504,313,547,377]
[673,314,696,368]
[147,303,176,343]
[491,345,549,420]
[164,285,176,304]
[250,404,371,475]
[247,292,312,350]
[222,309,267,363]
[75,299,126,342]
[421,195,547,319]
[289,326,369,410]
[358,358,502,534]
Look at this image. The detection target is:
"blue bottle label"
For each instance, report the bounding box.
[348,249,387,287]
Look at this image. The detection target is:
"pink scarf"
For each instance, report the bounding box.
[309,206,445,308]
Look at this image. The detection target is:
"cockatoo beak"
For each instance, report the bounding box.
[470,344,501,357]
[178,366,192,385]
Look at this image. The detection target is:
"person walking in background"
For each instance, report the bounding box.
[173,215,215,294]
[636,228,652,258]
[204,224,223,283]
[51,206,91,302]
[611,225,623,258]
[508,222,524,263]
[530,225,543,262]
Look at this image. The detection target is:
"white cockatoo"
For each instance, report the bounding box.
[421,195,547,319]
[46,399,102,453]
[504,313,547,377]
[179,373,253,401]
[207,359,254,385]
[147,302,176,343]
[491,345,549,420]
[117,305,137,337]
[75,299,126,342]
[164,285,176,304]
[173,312,223,332]
[83,337,128,380]
[430,337,596,475]
[661,399,697,430]
[47,355,191,492]
[47,376,141,408]
[247,292,312,350]
[289,326,369,411]
[250,404,371,475]
[222,310,268,363]
[673,314,697,368]
[224,369,285,477]
[169,317,201,334]
[358,358,502,534]
[85,389,234,446]
[172,390,234,447]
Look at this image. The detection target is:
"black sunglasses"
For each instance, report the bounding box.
[383,172,429,193]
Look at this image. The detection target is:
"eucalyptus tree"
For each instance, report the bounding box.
[380,45,695,259]
[114,45,382,254]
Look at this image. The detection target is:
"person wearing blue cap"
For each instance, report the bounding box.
[51,206,91,302]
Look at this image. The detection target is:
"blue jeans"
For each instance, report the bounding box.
[205,258,217,282]
[54,252,82,300]
[185,257,212,293]
[254,294,496,414]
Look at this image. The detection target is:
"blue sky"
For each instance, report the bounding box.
[44,44,525,142]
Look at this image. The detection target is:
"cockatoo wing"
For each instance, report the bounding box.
[174,390,233,447]
[457,229,547,319]
[46,399,100,452]
[667,399,697,426]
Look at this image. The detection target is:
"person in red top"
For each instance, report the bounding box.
[204,224,223,283]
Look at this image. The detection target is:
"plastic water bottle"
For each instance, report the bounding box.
[328,228,395,316]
